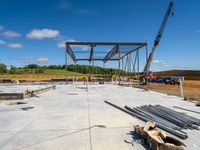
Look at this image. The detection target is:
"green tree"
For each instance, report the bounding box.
[25,64,39,69]
[0,63,7,74]
[9,66,17,74]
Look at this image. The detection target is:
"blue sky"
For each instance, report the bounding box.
[0,0,199,71]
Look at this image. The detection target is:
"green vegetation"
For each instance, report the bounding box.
[0,64,124,76]
[43,69,84,77]
[67,64,120,75]
[1,63,199,80]
[0,64,125,79]
[0,63,7,74]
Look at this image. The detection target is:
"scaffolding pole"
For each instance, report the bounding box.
[137,49,140,75]
[146,45,148,84]
[118,53,121,85]
[65,47,68,84]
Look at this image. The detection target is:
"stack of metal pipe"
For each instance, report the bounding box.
[126,105,200,129]
[105,101,200,139]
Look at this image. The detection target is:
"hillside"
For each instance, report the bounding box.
[0,69,86,81]
[154,70,200,80]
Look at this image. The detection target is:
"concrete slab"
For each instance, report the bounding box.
[0,85,47,93]
[91,128,145,150]
[0,84,200,150]
[1,130,90,150]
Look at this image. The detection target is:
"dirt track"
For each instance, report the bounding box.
[141,80,200,102]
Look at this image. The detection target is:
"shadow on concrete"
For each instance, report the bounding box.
[125,131,150,150]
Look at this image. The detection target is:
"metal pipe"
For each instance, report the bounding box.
[134,107,181,130]
[173,106,200,115]
[141,106,190,128]
[156,105,200,124]
[125,106,188,139]
[104,101,188,139]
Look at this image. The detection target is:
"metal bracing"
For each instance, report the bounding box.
[76,58,119,61]
[145,44,148,63]
[124,54,132,73]
[65,41,146,82]
[118,48,121,84]
[65,47,68,83]
[89,44,94,62]
[133,50,138,72]
[103,45,119,63]
[137,49,140,74]
[119,44,144,60]
[65,44,76,63]
[65,41,146,63]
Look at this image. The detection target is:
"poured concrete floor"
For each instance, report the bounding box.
[0,84,200,150]
[0,84,48,93]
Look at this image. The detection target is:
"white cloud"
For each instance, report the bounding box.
[0,25,4,31]
[27,29,60,40]
[20,56,49,64]
[0,40,22,49]
[153,59,169,67]
[35,57,48,64]
[57,41,66,48]
[153,60,161,63]
[0,40,6,45]
[57,39,89,50]
[76,45,90,50]
[57,0,99,16]
[3,30,21,38]
[8,43,23,48]
[57,0,72,11]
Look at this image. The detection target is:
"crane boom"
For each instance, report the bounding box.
[143,1,174,73]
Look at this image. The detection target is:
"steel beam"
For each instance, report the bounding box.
[76,58,119,61]
[103,45,119,63]
[119,45,144,60]
[66,41,147,62]
[65,44,76,63]
[66,41,146,46]
[89,44,94,62]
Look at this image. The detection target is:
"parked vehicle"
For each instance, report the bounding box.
[150,76,183,85]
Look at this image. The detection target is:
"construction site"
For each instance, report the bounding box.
[0,0,200,150]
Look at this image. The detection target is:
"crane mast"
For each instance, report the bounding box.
[143,1,174,73]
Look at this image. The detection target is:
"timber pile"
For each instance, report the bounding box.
[134,121,186,150]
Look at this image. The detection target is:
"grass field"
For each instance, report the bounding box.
[0,69,113,81]
[0,69,86,81]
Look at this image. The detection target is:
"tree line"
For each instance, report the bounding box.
[0,63,128,75]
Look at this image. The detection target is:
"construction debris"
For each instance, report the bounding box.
[8,102,27,105]
[196,103,200,107]
[20,106,34,111]
[134,121,186,150]
[25,85,56,98]
[105,101,200,139]
[26,89,39,98]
